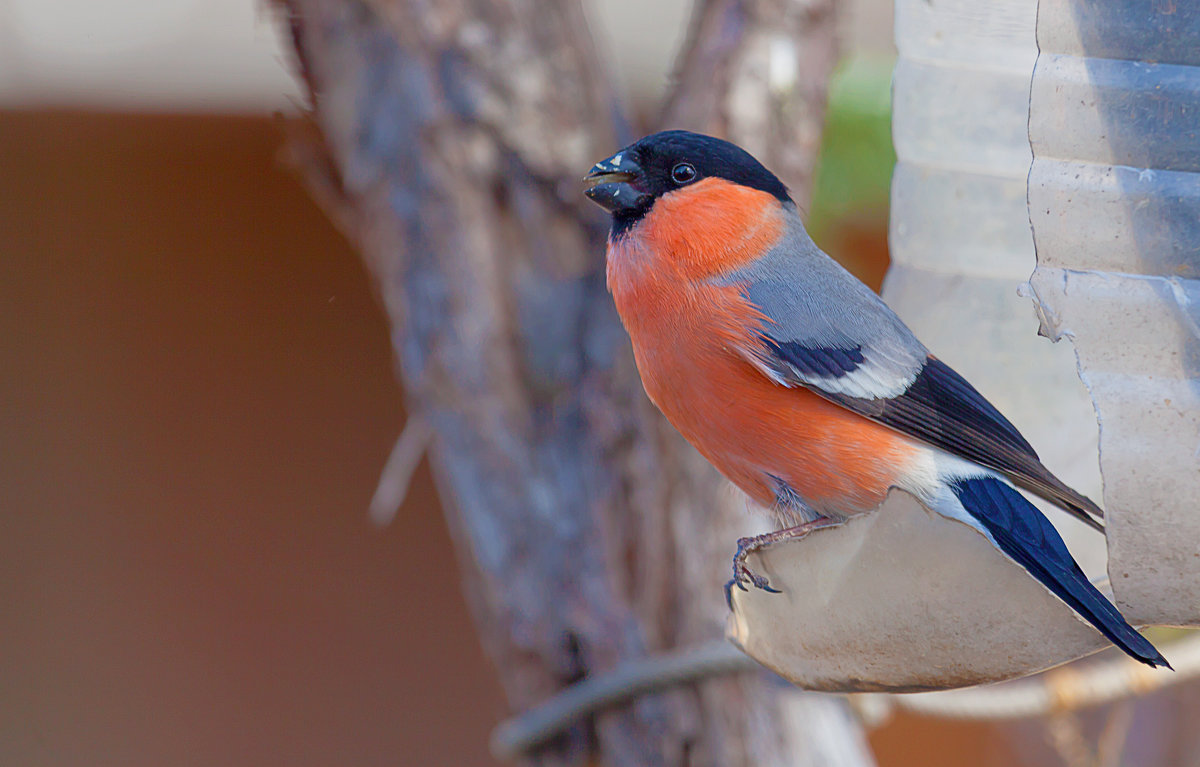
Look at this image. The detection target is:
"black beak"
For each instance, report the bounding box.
[583,150,648,214]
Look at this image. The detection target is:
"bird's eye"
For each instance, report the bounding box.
[670,162,697,185]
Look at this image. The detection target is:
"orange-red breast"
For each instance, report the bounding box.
[583,130,1168,668]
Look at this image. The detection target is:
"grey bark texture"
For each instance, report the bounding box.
[278,1,867,764]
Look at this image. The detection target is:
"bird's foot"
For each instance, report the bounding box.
[724,517,842,608]
[725,536,782,607]
[732,536,781,592]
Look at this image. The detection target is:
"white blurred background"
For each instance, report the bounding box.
[0,0,301,110]
[0,0,892,112]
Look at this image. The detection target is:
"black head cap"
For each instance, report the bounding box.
[584,130,792,235]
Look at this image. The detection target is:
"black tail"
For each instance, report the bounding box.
[950,476,1170,669]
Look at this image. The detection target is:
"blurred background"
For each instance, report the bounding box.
[2,1,1190,766]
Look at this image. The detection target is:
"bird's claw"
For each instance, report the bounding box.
[725,536,782,607]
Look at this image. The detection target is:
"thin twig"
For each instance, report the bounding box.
[1046,710,1093,767]
[883,634,1200,721]
[1096,700,1134,767]
[489,640,757,760]
[368,414,432,527]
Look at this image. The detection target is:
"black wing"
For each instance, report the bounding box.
[778,345,1105,531]
[720,218,1105,530]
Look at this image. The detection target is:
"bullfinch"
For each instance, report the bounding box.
[583,130,1168,669]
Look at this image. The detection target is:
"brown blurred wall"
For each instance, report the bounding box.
[0,110,507,767]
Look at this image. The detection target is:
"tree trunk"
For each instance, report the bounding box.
[278,0,870,764]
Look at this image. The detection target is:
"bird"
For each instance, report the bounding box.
[582,129,1169,669]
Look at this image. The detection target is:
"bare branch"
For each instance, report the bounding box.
[867,634,1200,721]
[277,0,855,764]
[661,0,838,210]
